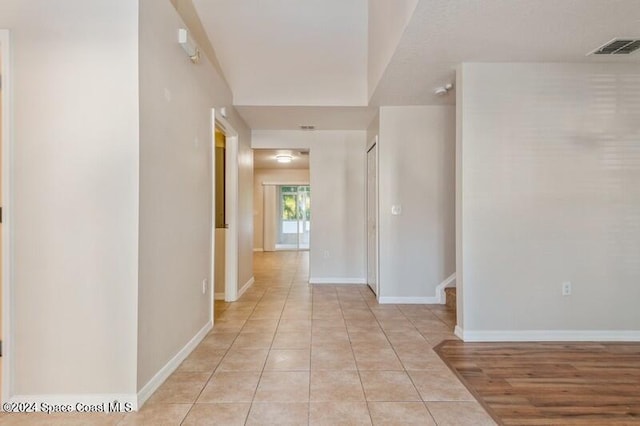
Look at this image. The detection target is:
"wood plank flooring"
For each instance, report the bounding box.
[435,341,640,425]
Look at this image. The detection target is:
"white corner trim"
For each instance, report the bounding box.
[9,394,138,412]
[455,327,640,342]
[137,320,212,408]
[435,273,456,304]
[238,277,255,298]
[378,296,440,305]
[308,277,367,285]
[253,248,264,252]
[454,325,464,340]
[214,277,253,301]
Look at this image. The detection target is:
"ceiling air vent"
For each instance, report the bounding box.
[590,38,640,55]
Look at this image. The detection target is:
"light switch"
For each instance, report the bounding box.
[391,205,402,215]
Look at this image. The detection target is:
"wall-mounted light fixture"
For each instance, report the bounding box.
[178,28,200,64]
[276,154,293,163]
[434,83,454,96]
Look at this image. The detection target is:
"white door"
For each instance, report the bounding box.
[367,143,378,295]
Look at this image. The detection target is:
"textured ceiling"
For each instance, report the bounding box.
[371,0,640,105]
[191,0,640,127]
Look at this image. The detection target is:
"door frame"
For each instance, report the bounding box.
[366,137,379,298]
[209,109,239,308]
[1,28,13,403]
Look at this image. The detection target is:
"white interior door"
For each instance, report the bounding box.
[367,143,378,295]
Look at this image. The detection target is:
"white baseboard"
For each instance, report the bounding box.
[9,394,138,412]
[137,320,212,407]
[214,292,225,301]
[253,248,263,252]
[435,273,456,304]
[238,277,254,298]
[308,277,367,285]
[455,327,640,342]
[378,296,440,304]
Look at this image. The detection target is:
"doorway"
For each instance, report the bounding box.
[210,109,239,308]
[1,29,12,403]
[367,139,378,296]
[276,185,311,251]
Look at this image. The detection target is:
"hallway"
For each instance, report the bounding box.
[140,251,494,425]
[0,252,494,425]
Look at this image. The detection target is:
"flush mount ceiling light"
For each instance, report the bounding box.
[276,154,293,163]
[435,83,454,96]
[178,28,200,63]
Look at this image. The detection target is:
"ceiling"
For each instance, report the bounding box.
[254,149,310,170]
[370,0,640,106]
[192,0,368,107]
[192,0,640,128]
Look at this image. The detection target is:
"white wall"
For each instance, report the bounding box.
[226,107,255,293]
[252,131,366,282]
[378,106,456,302]
[457,63,640,339]
[253,169,310,251]
[0,0,139,396]
[138,0,252,389]
[367,0,418,98]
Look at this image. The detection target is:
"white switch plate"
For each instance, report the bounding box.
[391,205,402,215]
[202,279,208,295]
[562,281,571,296]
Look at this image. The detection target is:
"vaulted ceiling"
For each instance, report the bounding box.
[191,0,640,129]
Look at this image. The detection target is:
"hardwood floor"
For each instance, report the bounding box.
[435,341,640,425]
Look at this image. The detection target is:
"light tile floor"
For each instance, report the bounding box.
[0,251,495,425]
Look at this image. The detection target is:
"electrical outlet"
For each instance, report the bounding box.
[323,250,330,259]
[202,279,208,295]
[562,281,572,296]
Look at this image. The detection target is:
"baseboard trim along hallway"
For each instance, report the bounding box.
[137,320,213,407]
[455,326,640,342]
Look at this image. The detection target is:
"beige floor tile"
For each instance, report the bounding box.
[377,319,415,331]
[309,370,365,402]
[181,403,250,425]
[200,332,239,349]
[341,309,376,320]
[272,331,312,349]
[197,371,261,403]
[368,402,436,425]
[118,403,191,425]
[0,413,124,426]
[310,348,357,370]
[146,372,211,404]
[385,330,428,346]
[243,319,280,333]
[264,349,311,371]
[246,402,309,425]
[217,348,269,371]
[407,370,475,401]
[254,371,310,402]
[231,332,274,349]
[347,331,389,345]
[311,330,350,346]
[277,319,313,333]
[352,346,404,371]
[359,371,421,402]
[308,402,372,425]
[425,401,497,426]
[177,347,226,373]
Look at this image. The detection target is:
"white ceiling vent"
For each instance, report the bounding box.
[589,38,640,55]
